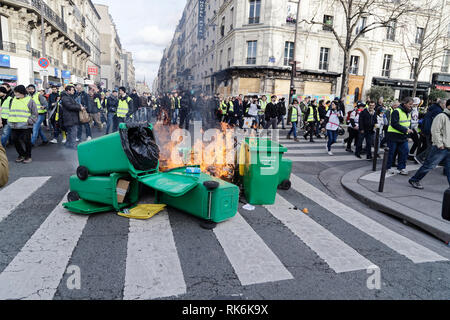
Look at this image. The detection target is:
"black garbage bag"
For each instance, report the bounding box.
[120,125,160,171]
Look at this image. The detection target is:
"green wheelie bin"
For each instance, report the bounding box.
[76,123,159,180]
[62,173,140,215]
[241,137,290,205]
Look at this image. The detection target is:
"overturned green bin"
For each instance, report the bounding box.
[76,123,159,180]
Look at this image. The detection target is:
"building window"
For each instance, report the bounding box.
[227,47,231,67]
[284,41,294,66]
[442,49,449,73]
[386,21,396,41]
[410,58,418,79]
[230,7,234,31]
[286,1,297,24]
[323,15,333,31]
[349,55,359,75]
[319,47,329,70]
[247,40,257,64]
[382,54,392,78]
[249,0,261,24]
[220,16,225,37]
[355,17,367,35]
[415,27,424,44]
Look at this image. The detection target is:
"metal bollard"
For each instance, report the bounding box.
[373,128,380,172]
[378,148,390,193]
[443,188,450,221]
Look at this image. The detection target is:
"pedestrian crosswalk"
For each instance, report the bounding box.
[0,175,447,300]
[276,138,364,163]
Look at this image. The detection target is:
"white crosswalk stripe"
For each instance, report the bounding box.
[213,212,293,286]
[265,194,376,273]
[0,177,51,223]
[289,174,448,263]
[287,155,365,162]
[124,210,186,300]
[0,193,88,300]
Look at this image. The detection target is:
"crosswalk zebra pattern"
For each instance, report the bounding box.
[276,138,365,162]
[0,175,447,300]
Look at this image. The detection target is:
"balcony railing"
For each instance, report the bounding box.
[29,0,68,33]
[0,41,16,53]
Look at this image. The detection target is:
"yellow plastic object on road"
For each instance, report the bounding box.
[117,204,166,220]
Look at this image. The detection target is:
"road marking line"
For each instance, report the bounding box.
[290,174,448,263]
[124,210,186,300]
[0,177,51,223]
[287,155,364,162]
[286,149,350,155]
[0,193,88,300]
[213,212,293,286]
[265,194,375,273]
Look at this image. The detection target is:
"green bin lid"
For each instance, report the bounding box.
[137,172,199,197]
[244,137,288,153]
[63,200,114,215]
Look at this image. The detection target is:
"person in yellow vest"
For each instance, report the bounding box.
[0,87,12,146]
[218,95,228,123]
[9,85,38,164]
[303,97,320,142]
[116,86,134,127]
[386,97,414,175]
[286,99,301,142]
[26,84,49,146]
[90,88,104,130]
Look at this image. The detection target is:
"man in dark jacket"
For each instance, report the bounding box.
[416,98,445,163]
[386,97,414,175]
[75,84,91,141]
[233,94,244,128]
[106,90,119,134]
[356,101,377,159]
[61,85,84,150]
[277,98,287,130]
[264,95,279,129]
[179,92,191,130]
[130,90,141,111]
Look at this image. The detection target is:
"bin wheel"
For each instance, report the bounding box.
[200,220,217,230]
[278,180,291,191]
[76,166,89,181]
[67,191,80,202]
[203,181,220,191]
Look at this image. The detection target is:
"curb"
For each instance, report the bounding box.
[341,166,450,243]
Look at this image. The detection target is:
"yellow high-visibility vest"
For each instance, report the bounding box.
[117,96,132,118]
[1,96,12,120]
[388,108,411,135]
[307,106,319,122]
[9,96,32,124]
[32,93,46,114]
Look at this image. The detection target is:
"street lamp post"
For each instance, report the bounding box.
[41,5,48,90]
[289,0,301,104]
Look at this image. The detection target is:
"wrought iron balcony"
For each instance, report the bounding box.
[31,48,41,58]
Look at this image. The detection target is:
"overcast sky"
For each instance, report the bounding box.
[94,0,186,87]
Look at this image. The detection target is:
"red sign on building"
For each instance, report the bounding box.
[88,66,98,75]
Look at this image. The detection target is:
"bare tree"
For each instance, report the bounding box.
[399,0,449,98]
[302,0,414,99]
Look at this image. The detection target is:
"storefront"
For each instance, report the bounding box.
[432,73,450,98]
[0,54,17,86]
[372,77,431,101]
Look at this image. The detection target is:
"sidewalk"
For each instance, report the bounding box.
[341,162,450,243]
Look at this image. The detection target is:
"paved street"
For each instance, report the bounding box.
[0,128,449,300]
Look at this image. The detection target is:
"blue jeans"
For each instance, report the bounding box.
[1,123,11,146]
[387,140,409,170]
[105,113,116,135]
[327,130,338,151]
[31,114,48,145]
[172,109,179,125]
[288,122,298,138]
[65,126,77,150]
[77,123,92,140]
[410,146,450,185]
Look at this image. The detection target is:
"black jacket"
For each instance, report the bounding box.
[60,91,81,127]
[130,93,141,109]
[359,108,377,133]
[106,96,118,113]
[277,101,287,117]
[265,102,278,120]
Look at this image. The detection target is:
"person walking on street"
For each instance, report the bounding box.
[324,100,344,156]
[48,86,60,144]
[75,84,92,142]
[264,95,279,129]
[60,85,84,150]
[247,96,259,130]
[355,101,377,159]
[90,88,104,131]
[303,99,320,142]
[0,87,12,147]
[409,99,450,189]
[386,97,414,175]
[345,102,364,152]
[286,99,301,142]
[27,84,49,147]
[258,95,268,129]
[106,90,119,134]
[179,92,191,130]
[116,87,134,127]
[408,97,422,161]
[277,98,287,130]
[9,85,38,163]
